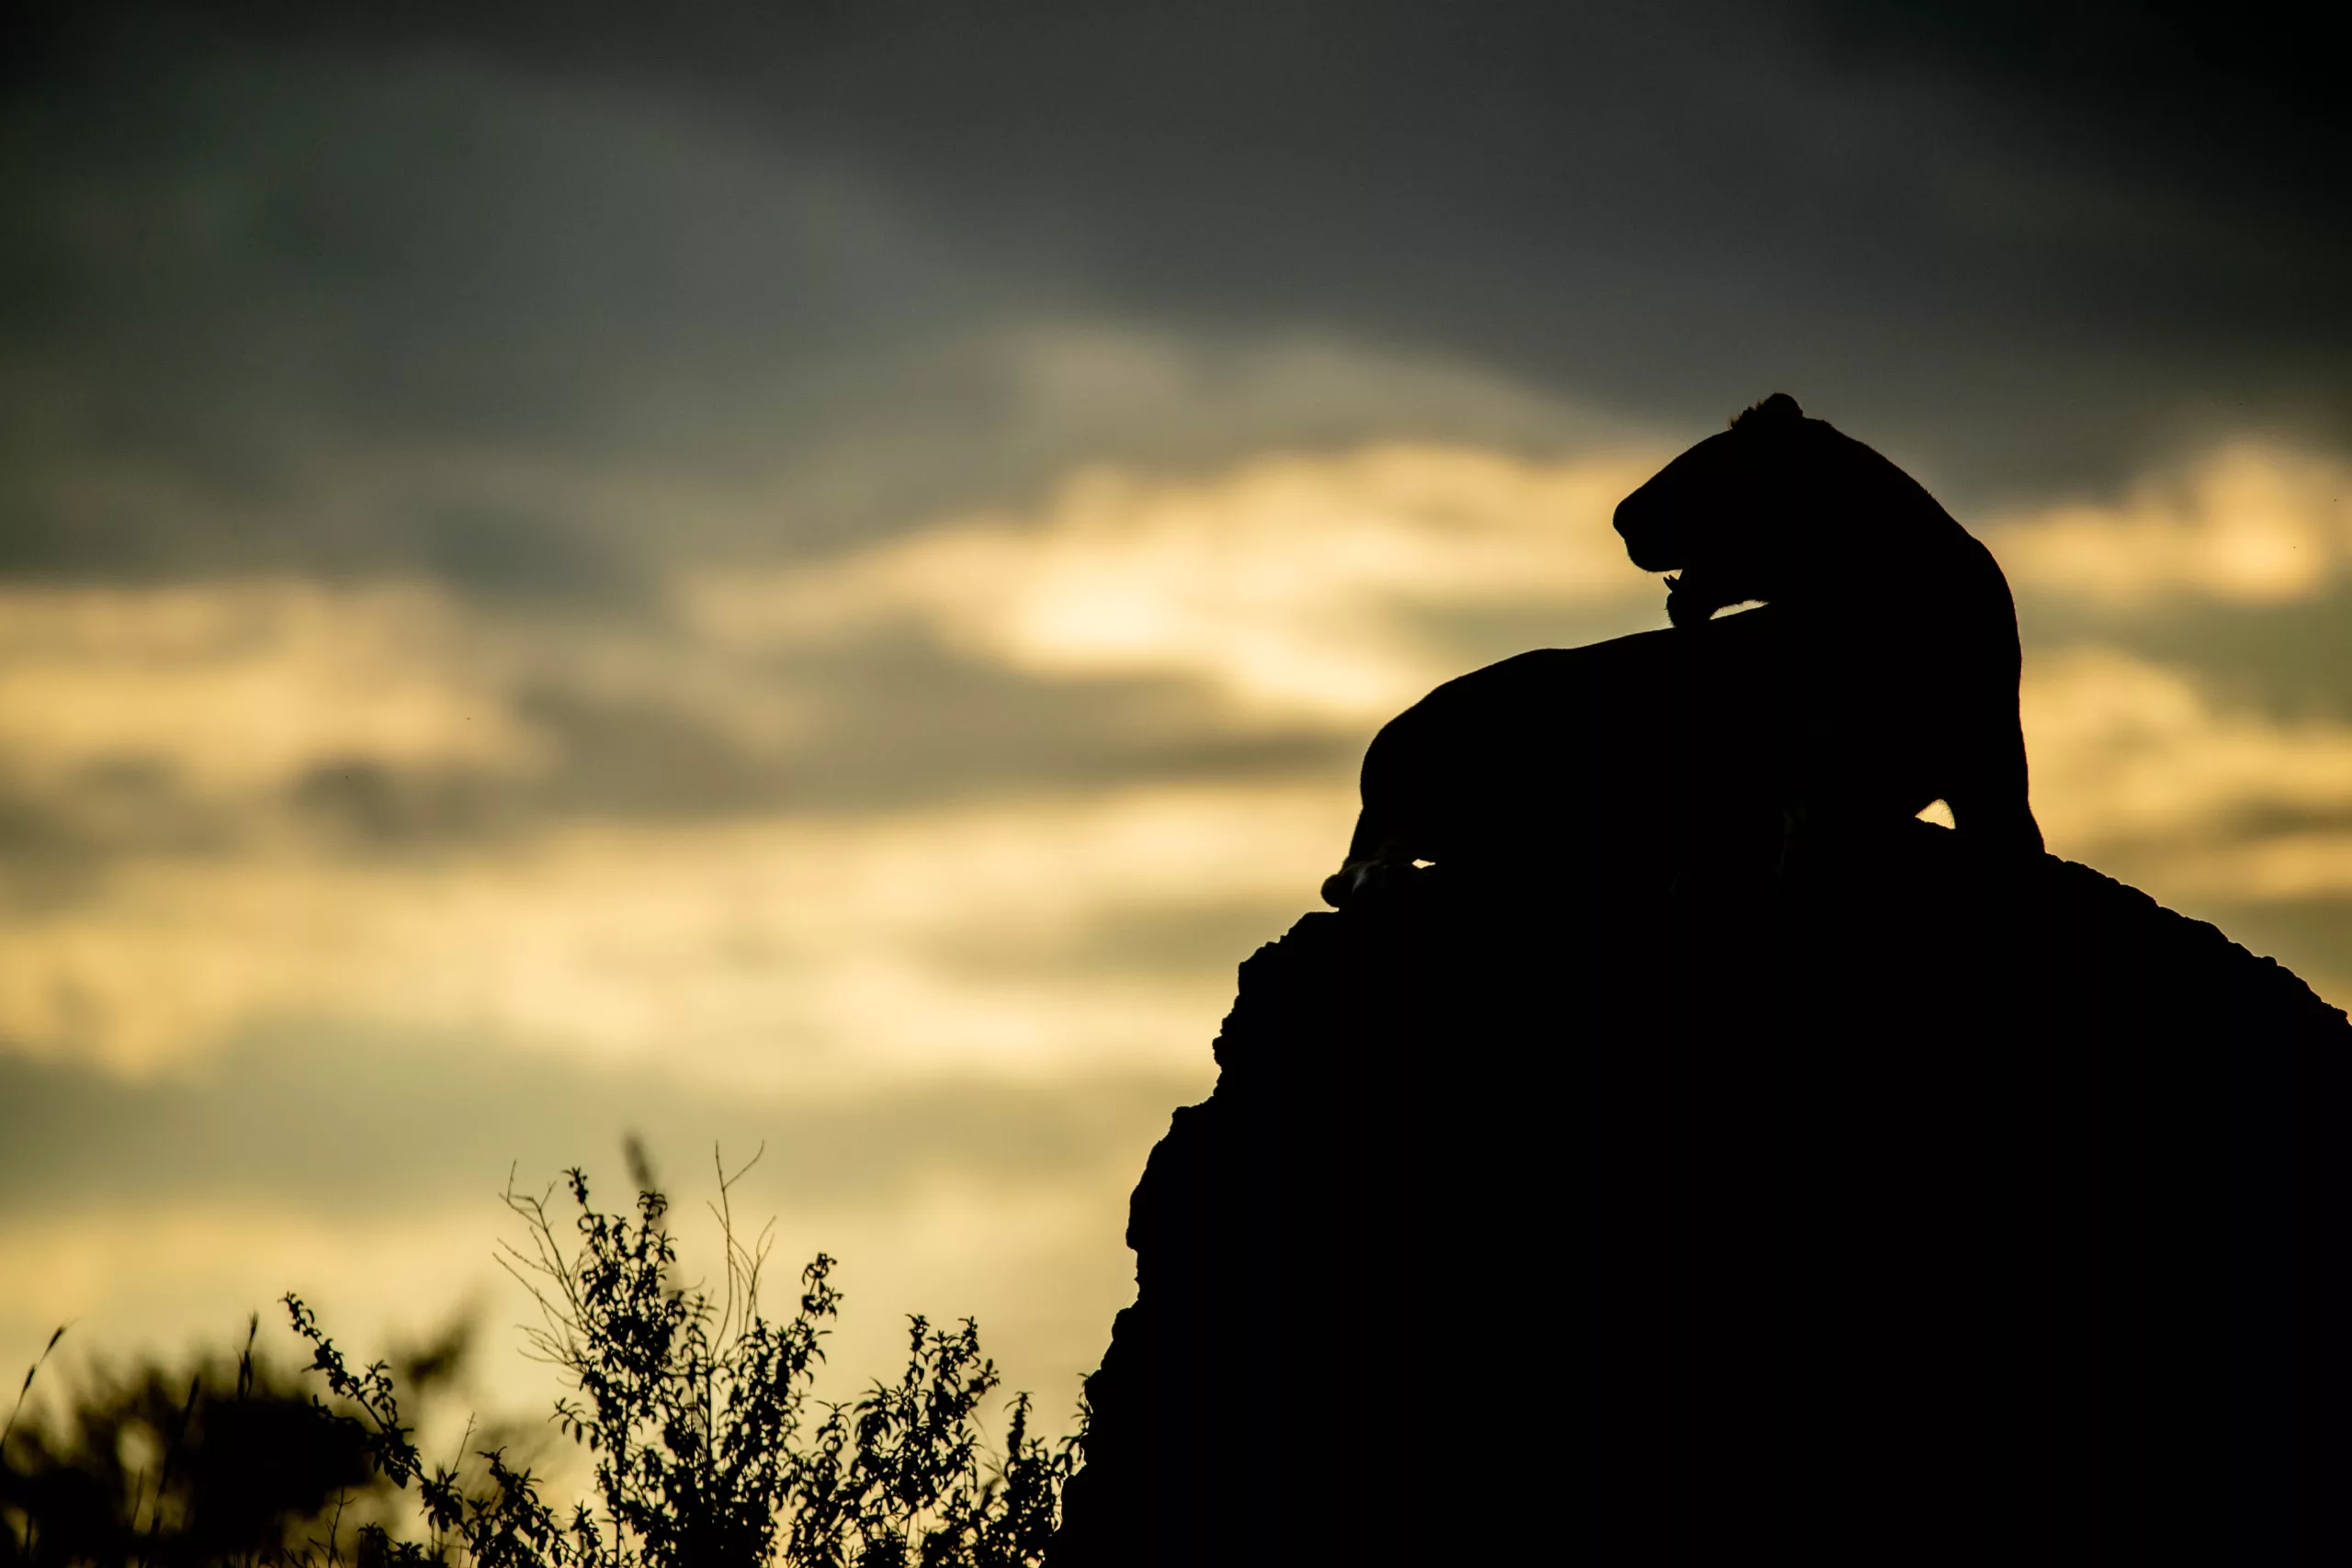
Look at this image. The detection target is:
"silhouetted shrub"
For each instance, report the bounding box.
[0,1314,419,1567]
[3,1156,1083,1567]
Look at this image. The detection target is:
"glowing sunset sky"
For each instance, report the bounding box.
[4,0,2348,1435]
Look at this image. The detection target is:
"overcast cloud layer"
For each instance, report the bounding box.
[5,0,2350,1430]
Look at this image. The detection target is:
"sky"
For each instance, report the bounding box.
[5,0,2351,1443]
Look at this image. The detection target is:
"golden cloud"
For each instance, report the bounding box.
[680,443,1668,724]
[2024,646,2352,879]
[2154,833,2352,902]
[19,445,2352,1079]
[0,580,545,795]
[0,782,1349,1078]
[1988,443,2352,605]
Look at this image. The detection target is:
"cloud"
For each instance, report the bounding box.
[2,39,1651,592]
[0,1031,1191,1216]
[1989,444,2352,606]
[21,2,2341,570]
[19,448,2352,1081]
[36,447,2352,1077]
[2156,835,2352,903]
[1995,644,2352,999]
[682,444,1668,726]
[2024,646,2352,870]
[0,440,1678,1079]
[0,781,1347,1079]
[0,580,544,798]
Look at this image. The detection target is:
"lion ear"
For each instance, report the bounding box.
[1729,392,1805,430]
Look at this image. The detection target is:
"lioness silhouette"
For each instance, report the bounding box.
[1614,392,2041,853]
[1324,393,2039,907]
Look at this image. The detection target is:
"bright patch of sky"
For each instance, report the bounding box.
[6,5,2351,1459]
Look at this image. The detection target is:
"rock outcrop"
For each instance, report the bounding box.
[1050,824,2352,1563]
